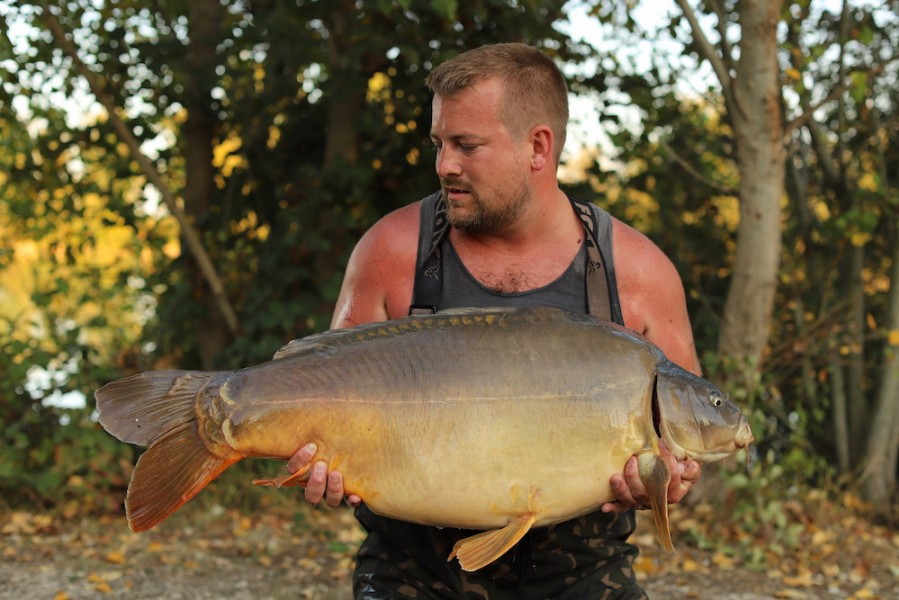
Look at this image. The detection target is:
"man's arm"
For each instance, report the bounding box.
[612,218,701,375]
[291,204,421,507]
[603,218,703,513]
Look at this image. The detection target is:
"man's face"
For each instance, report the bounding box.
[430,78,532,234]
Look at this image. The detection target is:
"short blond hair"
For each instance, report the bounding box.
[426,43,569,162]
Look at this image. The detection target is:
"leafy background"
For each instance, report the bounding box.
[0,0,897,597]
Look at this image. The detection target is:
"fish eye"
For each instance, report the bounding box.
[710,392,723,407]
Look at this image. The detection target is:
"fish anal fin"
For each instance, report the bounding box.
[126,423,240,532]
[637,452,674,552]
[449,513,536,572]
[253,463,313,488]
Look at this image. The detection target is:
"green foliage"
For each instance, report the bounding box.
[580,0,899,504]
[676,364,836,568]
[0,0,593,512]
[2,0,896,519]
[0,321,134,512]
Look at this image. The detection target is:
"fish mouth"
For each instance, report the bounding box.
[734,417,754,448]
[662,418,754,464]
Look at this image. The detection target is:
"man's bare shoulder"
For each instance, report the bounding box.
[331,202,422,328]
[356,201,422,260]
[610,216,679,281]
[610,216,698,372]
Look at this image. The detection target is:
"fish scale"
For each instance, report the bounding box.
[95,306,753,572]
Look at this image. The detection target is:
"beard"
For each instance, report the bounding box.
[441,179,530,234]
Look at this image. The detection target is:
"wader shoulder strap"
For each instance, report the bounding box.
[409,193,623,324]
[409,191,448,315]
[571,199,624,325]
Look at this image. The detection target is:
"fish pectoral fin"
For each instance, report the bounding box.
[252,463,312,488]
[637,452,674,552]
[449,513,536,572]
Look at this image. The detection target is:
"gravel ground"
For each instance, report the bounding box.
[2,504,896,599]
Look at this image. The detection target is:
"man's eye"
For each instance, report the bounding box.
[459,144,477,153]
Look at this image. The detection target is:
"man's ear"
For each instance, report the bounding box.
[529,125,555,171]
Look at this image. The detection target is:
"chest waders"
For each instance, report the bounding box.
[352,192,646,600]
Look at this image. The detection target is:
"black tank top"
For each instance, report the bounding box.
[409,190,623,323]
[438,240,588,312]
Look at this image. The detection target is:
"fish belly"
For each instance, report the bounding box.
[229,392,645,530]
[358,399,641,529]
[218,308,657,530]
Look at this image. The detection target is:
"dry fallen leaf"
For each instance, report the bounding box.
[633,555,658,576]
[1,512,47,535]
[87,572,112,594]
[711,552,735,568]
[681,558,701,573]
[782,570,814,587]
[773,589,809,599]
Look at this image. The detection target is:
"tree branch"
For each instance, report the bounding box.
[658,138,738,195]
[709,0,736,75]
[783,59,893,138]
[40,4,240,338]
[673,0,737,113]
[783,79,849,137]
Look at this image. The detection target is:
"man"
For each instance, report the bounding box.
[289,43,702,598]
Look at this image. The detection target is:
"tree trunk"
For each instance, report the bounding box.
[830,343,851,472]
[715,0,785,385]
[323,0,364,168]
[859,236,899,511]
[844,244,869,464]
[184,0,231,369]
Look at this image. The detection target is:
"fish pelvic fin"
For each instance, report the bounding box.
[253,463,313,488]
[637,452,674,552]
[449,513,536,572]
[126,423,239,532]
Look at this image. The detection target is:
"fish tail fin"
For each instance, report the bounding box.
[126,424,239,531]
[95,370,240,532]
[637,452,674,552]
[96,370,210,446]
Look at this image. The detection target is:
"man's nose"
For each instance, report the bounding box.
[436,146,462,178]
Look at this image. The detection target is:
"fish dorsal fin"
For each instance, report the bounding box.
[637,452,674,552]
[437,307,508,316]
[272,333,337,361]
[272,319,405,360]
[449,513,536,572]
[272,306,582,361]
[272,307,514,361]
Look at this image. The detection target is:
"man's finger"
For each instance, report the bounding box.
[325,470,345,508]
[288,442,317,473]
[304,461,328,504]
[681,460,701,484]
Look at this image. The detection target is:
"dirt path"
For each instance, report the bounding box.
[2,501,896,599]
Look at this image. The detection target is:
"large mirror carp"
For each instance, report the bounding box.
[96,306,753,571]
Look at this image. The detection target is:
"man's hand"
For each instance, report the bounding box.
[288,443,362,508]
[601,440,701,513]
